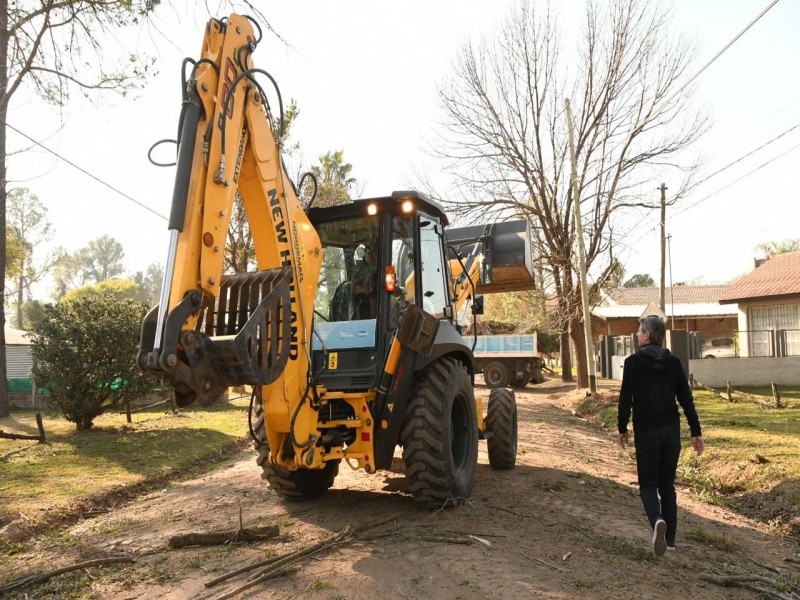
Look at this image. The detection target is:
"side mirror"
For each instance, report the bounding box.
[480,251,493,285]
[472,295,484,315]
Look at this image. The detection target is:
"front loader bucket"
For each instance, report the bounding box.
[447,219,535,294]
[139,268,292,406]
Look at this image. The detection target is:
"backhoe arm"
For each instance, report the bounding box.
[138,15,322,469]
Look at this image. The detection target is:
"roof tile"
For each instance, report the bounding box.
[718,251,800,303]
[603,285,731,306]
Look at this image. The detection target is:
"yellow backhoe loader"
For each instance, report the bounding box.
[138,13,535,507]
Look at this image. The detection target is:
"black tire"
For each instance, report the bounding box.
[401,357,478,508]
[252,402,340,499]
[486,388,517,470]
[511,377,528,389]
[483,361,510,389]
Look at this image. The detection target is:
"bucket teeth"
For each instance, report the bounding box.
[139,267,293,405]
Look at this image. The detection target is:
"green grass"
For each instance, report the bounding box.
[0,399,251,525]
[580,383,800,530]
[683,390,800,529]
[685,526,738,552]
[733,385,800,402]
[596,535,653,562]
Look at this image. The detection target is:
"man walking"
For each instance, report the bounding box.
[618,315,704,557]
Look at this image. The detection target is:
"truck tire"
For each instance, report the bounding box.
[251,402,340,499]
[401,357,478,508]
[486,388,517,469]
[483,361,510,388]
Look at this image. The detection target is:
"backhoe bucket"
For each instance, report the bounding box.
[139,268,292,406]
[447,219,535,294]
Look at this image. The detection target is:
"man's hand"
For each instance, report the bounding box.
[618,432,629,449]
[691,436,704,456]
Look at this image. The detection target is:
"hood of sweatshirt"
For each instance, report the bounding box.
[638,343,671,372]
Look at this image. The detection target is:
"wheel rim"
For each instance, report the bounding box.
[485,366,502,386]
[450,392,471,472]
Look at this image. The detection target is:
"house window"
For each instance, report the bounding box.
[748,304,800,356]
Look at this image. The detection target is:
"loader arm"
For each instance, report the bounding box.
[138,15,322,469]
[449,250,481,328]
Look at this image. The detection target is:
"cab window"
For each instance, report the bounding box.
[419,217,449,318]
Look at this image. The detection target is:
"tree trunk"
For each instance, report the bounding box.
[570,317,589,389]
[559,331,573,382]
[0,0,9,418]
[16,260,24,329]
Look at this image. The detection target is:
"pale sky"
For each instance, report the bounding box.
[7,0,800,301]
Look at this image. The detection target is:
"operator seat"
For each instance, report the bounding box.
[329,281,354,321]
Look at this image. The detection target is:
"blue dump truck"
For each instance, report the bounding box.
[471,333,545,389]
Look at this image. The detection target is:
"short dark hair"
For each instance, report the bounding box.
[639,315,665,345]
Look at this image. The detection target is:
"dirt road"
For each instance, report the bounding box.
[3,380,798,599]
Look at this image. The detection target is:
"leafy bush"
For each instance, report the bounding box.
[30,295,155,430]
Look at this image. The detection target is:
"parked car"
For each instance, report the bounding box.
[702,336,736,358]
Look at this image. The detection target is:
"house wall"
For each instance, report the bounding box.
[6,345,32,378]
[731,297,800,357]
[608,355,800,386]
[594,316,737,339]
[688,356,800,387]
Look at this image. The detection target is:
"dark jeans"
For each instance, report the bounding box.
[634,425,681,545]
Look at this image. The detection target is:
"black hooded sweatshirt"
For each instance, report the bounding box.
[617,343,702,437]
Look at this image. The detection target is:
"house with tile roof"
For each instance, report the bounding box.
[718,251,800,358]
[592,285,738,343]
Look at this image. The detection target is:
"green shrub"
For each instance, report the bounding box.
[30,295,155,430]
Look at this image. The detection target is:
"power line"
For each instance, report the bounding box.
[627,119,800,244]
[3,119,168,222]
[665,0,781,105]
[715,93,800,158]
[675,138,800,216]
[693,119,800,189]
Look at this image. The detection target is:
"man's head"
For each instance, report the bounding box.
[357,244,375,263]
[638,315,665,346]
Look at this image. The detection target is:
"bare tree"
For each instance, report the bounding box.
[0,0,270,416]
[435,0,707,387]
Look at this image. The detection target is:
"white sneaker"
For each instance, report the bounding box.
[652,519,667,557]
[666,546,676,551]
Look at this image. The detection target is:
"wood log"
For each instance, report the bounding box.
[0,557,135,594]
[168,525,279,549]
[772,382,782,408]
[0,430,41,441]
[35,413,45,443]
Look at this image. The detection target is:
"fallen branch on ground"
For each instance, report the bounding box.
[168,524,279,549]
[206,513,401,598]
[521,551,568,573]
[748,556,783,574]
[699,573,796,600]
[484,502,528,517]
[419,534,473,545]
[693,381,778,408]
[0,556,135,594]
[211,526,352,600]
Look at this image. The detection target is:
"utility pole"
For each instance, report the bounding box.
[564,98,596,393]
[659,183,667,313]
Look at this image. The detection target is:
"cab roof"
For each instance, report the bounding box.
[308,190,449,226]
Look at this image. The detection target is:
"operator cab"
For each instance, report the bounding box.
[308,191,453,391]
